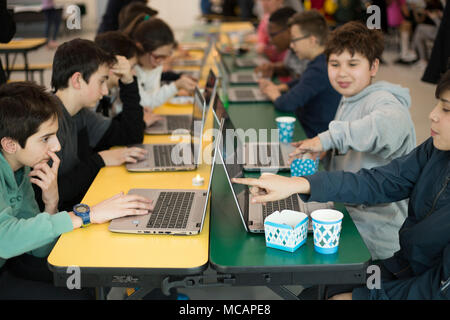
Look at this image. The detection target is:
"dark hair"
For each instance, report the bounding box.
[51,38,116,91]
[118,2,158,31]
[324,21,384,67]
[130,18,175,53]
[0,82,61,148]
[269,7,297,27]
[435,70,450,99]
[287,10,329,45]
[94,31,139,59]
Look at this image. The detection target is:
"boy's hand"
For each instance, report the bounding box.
[143,107,164,127]
[89,192,153,224]
[111,55,134,84]
[175,75,197,92]
[258,79,281,101]
[254,63,274,78]
[98,147,148,166]
[232,173,310,205]
[29,151,60,214]
[288,137,323,162]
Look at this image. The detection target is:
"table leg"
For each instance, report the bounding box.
[23,52,29,81]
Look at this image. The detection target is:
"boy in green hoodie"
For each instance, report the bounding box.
[0,82,152,299]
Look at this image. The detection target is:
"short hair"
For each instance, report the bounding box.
[0,82,61,148]
[287,10,329,45]
[94,31,139,59]
[435,70,450,99]
[324,21,384,67]
[131,18,175,53]
[51,38,116,91]
[269,7,297,27]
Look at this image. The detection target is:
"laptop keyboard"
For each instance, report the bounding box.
[167,115,191,131]
[237,75,256,82]
[235,89,256,100]
[256,144,284,167]
[153,145,186,167]
[262,195,300,220]
[147,192,195,229]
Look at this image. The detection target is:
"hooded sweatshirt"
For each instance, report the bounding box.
[317,81,416,260]
[0,153,73,269]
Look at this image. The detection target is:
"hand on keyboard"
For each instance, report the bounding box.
[98,146,148,166]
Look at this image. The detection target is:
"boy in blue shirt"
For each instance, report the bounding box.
[258,10,341,138]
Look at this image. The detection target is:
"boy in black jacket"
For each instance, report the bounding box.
[34,38,147,211]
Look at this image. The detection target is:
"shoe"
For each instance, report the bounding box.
[394,57,419,65]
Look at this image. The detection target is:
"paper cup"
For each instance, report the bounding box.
[290,157,319,177]
[275,116,296,143]
[311,209,343,254]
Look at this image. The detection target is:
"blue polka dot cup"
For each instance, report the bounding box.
[275,116,296,143]
[290,157,319,177]
[311,209,343,254]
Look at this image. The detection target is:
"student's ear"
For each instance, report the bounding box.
[370,58,380,77]
[69,72,83,90]
[0,137,19,154]
[136,42,144,52]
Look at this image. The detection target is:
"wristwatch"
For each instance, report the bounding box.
[73,203,91,227]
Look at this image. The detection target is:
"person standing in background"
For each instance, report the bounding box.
[42,0,62,49]
[0,0,16,86]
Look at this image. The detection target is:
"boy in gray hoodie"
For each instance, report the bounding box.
[288,22,416,260]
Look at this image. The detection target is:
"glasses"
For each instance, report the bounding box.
[150,52,172,61]
[268,27,288,39]
[290,34,311,44]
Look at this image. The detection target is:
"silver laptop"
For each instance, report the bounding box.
[211,92,293,171]
[203,69,218,113]
[218,43,259,85]
[171,39,213,67]
[217,117,333,233]
[126,87,206,172]
[223,32,268,68]
[109,120,222,235]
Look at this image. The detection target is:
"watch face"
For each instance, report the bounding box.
[75,204,89,213]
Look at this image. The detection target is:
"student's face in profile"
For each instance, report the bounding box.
[289,25,313,60]
[15,117,61,169]
[429,89,450,151]
[268,22,290,51]
[141,44,173,69]
[82,64,110,107]
[327,50,379,97]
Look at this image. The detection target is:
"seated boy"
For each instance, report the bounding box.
[34,38,147,212]
[94,30,162,126]
[0,82,152,299]
[288,21,416,260]
[254,7,308,82]
[233,69,450,300]
[258,10,341,138]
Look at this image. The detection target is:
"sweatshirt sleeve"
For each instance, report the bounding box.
[318,96,415,159]
[301,139,432,205]
[353,243,450,300]
[0,207,73,260]
[94,77,145,150]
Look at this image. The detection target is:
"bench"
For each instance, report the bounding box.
[8,63,52,85]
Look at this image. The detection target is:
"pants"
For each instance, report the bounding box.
[413,24,438,61]
[43,8,62,40]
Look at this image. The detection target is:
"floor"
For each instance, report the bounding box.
[3,27,437,300]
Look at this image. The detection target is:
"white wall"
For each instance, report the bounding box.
[148,0,201,31]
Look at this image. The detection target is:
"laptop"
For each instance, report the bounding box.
[126,87,206,172]
[109,120,222,235]
[203,69,218,112]
[217,116,333,233]
[223,32,268,68]
[217,43,259,85]
[211,92,293,171]
[171,39,213,67]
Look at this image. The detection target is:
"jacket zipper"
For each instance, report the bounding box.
[400,176,450,234]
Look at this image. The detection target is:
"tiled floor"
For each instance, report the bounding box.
[3,27,437,300]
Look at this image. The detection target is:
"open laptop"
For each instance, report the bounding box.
[127,87,206,172]
[217,116,333,233]
[223,32,267,68]
[203,69,218,112]
[217,43,259,85]
[109,120,222,235]
[211,92,293,171]
[171,39,213,67]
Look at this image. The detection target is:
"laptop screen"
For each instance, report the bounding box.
[192,87,206,165]
[203,69,217,111]
[211,91,229,125]
[217,117,249,229]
